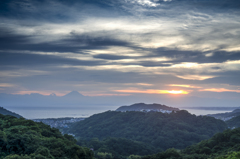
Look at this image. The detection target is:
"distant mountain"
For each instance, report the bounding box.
[1,91,240,108]
[0,106,23,118]
[63,91,84,98]
[207,109,240,121]
[0,91,89,107]
[116,103,179,112]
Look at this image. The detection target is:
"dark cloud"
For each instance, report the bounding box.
[0,27,135,53]
[4,25,240,67]
[1,0,239,23]
[163,0,240,10]
[204,71,240,85]
[138,62,172,67]
[153,48,240,64]
[92,48,240,67]
[192,0,240,9]
[0,0,240,108]
[93,54,131,60]
[0,52,103,67]
[66,32,132,47]
[0,27,31,45]
[0,28,80,52]
[211,67,221,70]
[0,0,126,22]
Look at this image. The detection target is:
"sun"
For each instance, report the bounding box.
[167,90,188,94]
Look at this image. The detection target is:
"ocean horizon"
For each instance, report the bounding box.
[3,106,235,119]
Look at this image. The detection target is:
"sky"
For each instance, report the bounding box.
[1,0,240,107]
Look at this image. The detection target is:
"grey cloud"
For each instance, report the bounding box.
[0,52,103,67]
[0,27,135,53]
[1,0,240,108]
[137,62,172,67]
[93,48,240,66]
[161,0,240,10]
[0,0,126,22]
[66,32,133,47]
[0,28,80,52]
[93,54,132,60]
[204,71,240,86]
[153,48,240,64]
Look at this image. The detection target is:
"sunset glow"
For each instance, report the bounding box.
[169,84,202,88]
[115,89,189,94]
[167,90,189,94]
[1,0,240,108]
[13,91,66,96]
[200,88,240,93]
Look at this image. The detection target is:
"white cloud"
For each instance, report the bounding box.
[125,0,160,7]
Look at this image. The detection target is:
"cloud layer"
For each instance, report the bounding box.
[1,0,240,106]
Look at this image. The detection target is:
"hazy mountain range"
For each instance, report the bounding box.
[1,91,240,108]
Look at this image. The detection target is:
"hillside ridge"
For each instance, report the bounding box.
[0,106,23,118]
[116,103,180,112]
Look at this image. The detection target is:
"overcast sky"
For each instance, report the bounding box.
[1,0,240,107]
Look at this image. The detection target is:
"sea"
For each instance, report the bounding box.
[4,106,237,119]
[5,106,116,119]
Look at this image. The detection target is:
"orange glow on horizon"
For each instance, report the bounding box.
[13,91,66,96]
[167,90,188,94]
[115,89,189,94]
[12,91,132,97]
[169,84,201,88]
[200,88,240,93]
[83,93,131,96]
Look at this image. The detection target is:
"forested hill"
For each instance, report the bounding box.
[0,114,93,159]
[182,127,240,158]
[0,107,22,118]
[67,110,227,151]
[143,127,240,159]
[226,115,240,128]
[207,109,240,120]
[116,103,179,112]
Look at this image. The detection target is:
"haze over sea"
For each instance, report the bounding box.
[4,106,234,119]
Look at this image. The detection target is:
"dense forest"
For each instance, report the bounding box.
[78,137,155,159]
[143,127,240,159]
[0,114,93,159]
[66,110,227,158]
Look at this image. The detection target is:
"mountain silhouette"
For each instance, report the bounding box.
[63,91,84,98]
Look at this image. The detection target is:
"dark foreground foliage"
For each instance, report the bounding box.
[78,137,155,159]
[143,127,240,159]
[0,114,93,159]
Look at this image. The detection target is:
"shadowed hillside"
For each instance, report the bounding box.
[0,107,22,118]
[66,110,227,158]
